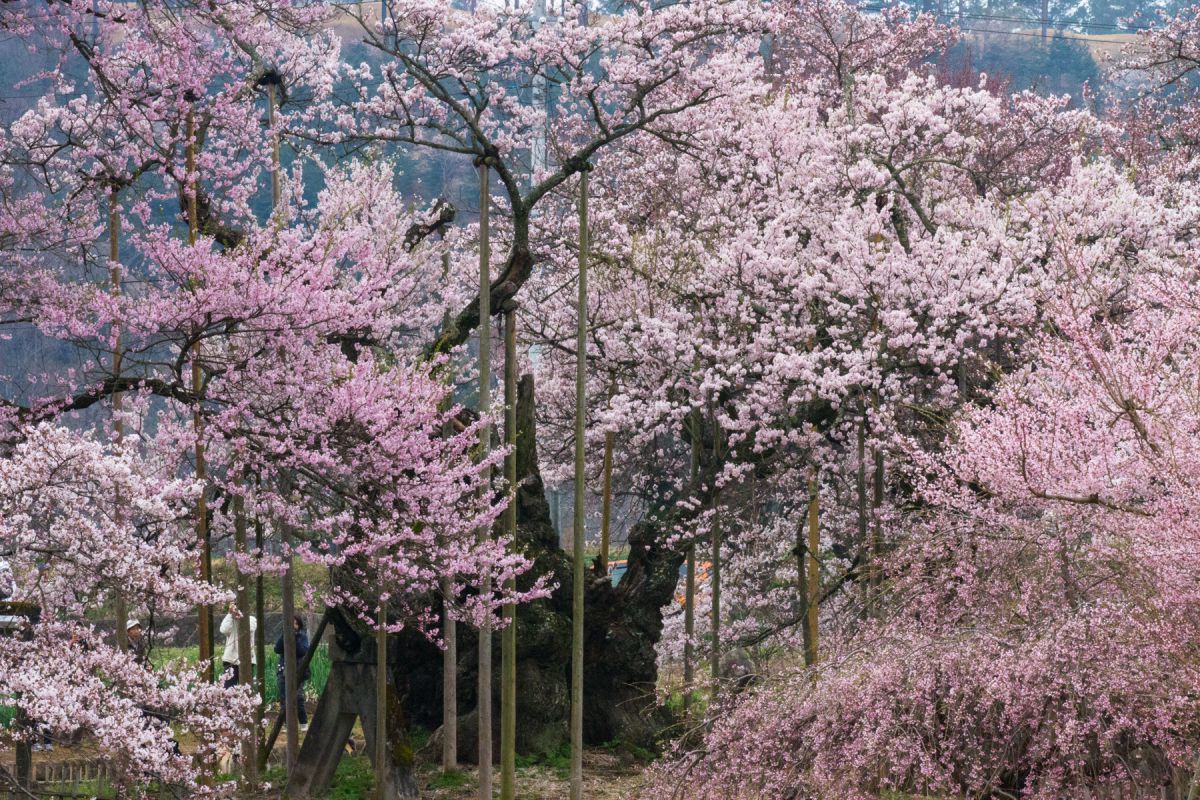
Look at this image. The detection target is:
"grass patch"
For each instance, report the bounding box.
[602,738,655,763]
[410,725,431,752]
[428,769,470,789]
[515,741,571,772]
[151,643,332,704]
[38,780,115,799]
[261,764,288,788]
[663,689,706,717]
[328,754,374,800]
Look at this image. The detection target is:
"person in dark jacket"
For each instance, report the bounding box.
[274,614,310,729]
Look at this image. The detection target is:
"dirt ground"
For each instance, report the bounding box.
[418,750,648,800]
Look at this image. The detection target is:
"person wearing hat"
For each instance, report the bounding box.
[126,618,149,668]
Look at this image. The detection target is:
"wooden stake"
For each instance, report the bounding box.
[255,515,267,733]
[598,426,614,575]
[500,305,518,800]
[683,412,698,713]
[476,156,494,800]
[280,515,300,771]
[375,603,388,800]
[857,414,868,612]
[234,487,258,784]
[441,242,459,775]
[710,416,721,700]
[186,108,214,683]
[109,186,128,654]
[805,475,820,669]
[570,166,589,800]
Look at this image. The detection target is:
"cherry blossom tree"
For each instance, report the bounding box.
[0,423,254,793]
[642,145,1200,797]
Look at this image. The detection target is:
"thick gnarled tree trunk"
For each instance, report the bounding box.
[289,374,682,792]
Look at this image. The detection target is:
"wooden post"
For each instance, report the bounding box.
[442,244,458,776]
[709,416,721,699]
[476,155,494,800]
[500,305,518,800]
[570,165,589,800]
[871,447,884,605]
[805,475,820,669]
[281,517,300,771]
[598,428,614,575]
[795,510,810,664]
[255,516,267,721]
[109,186,128,654]
[441,572,457,773]
[374,604,388,800]
[857,413,868,613]
[234,488,258,784]
[186,108,214,683]
[683,411,698,713]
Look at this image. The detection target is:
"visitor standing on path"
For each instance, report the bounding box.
[275,614,310,729]
[219,603,257,688]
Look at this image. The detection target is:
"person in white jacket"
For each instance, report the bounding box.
[219,603,257,688]
[0,556,14,601]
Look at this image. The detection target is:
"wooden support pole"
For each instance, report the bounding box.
[710,416,721,700]
[186,108,214,683]
[442,244,459,776]
[476,156,494,800]
[500,305,518,800]
[255,516,267,724]
[805,475,820,669]
[570,165,589,800]
[109,186,128,654]
[683,411,698,713]
[598,428,614,575]
[280,517,300,771]
[374,604,388,800]
[234,488,258,784]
